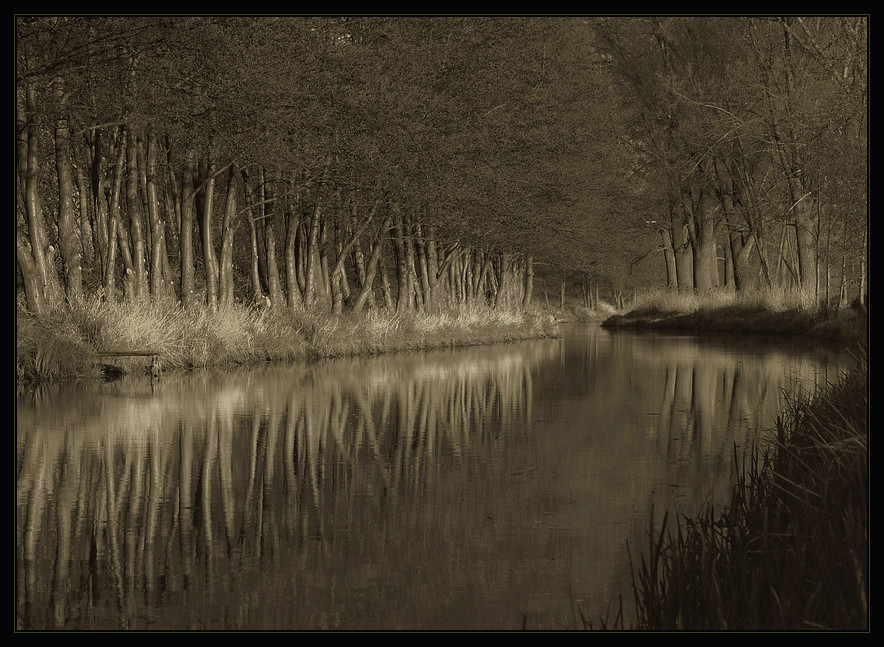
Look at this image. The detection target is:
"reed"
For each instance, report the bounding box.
[16,299,559,384]
[16,305,101,384]
[628,347,868,631]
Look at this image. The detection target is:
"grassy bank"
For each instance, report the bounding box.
[601,288,868,346]
[628,348,868,631]
[15,298,561,387]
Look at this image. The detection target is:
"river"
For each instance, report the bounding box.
[15,324,853,631]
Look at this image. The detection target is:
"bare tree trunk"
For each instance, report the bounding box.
[414,222,431,309]
[142,129,172,302]
[391,203,410,312]
[17,84,63,313]
[785,21,819,303]
[559,270,565,309]
[261,168,285,309]
[522,255,534,308]
[329,200,377,313]
[684,184,717,292]
[179,148,197,308]
[105,127,133,301]
[674,224,694,291]
[125,125,149,301]
[713,157,755,291]
[304,201,323,308]
[403,213,422,310]
[350,199,374,309]
[319,218,332,309]
[660,227,678,289]
[330,218,346,314]
[378,253,395,310]
[352,215,392,313]
[53,75,83,303]
[87,128,110,281]
[219,163,238,307]
[424,225,441,310]
[241,175,264,306]
[284,188,303,310]
[74,162,94,268]
[196,152,220,310]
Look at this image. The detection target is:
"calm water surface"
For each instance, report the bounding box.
[16,325,853,630]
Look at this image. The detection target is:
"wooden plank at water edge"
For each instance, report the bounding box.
[95,351,162,379]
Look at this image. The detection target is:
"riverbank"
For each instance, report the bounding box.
[15,299,561,388]
[600,290,868,347]
[627,347,868,630]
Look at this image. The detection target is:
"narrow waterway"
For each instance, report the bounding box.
[15,324,852,631]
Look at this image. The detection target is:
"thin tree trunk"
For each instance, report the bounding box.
[674,225,694,291]
[319,218,332,309]
[125,125,149,300]
[559,270,565,309]
[330,200,378,312]
[105,127,133,301]
[219,163,239,307]
[241,175,264,306]
[284,188,302,310]
[522,255,534,308]
[18,84,63,312]
[391,203,410,312]
[54,75,83,303]
[660,227,678,289]
[304,201,323,307]
[404,214,422,310]
[378,253,395,310]
[415,222,431,309]
[179,148,197,308]
[352,215,392,312]
[143,129,172,302]
[88,128,110,280]
[262,168,285,309]
[685,185,717,292]
[74,162,94,267]
[350,199,373,309]
[197,152,220,310]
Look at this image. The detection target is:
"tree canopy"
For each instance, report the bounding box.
[16,16,867,314]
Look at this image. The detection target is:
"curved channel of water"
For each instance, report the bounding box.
[15,324,852,630]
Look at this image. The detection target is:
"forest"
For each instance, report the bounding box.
[16,16,867,319]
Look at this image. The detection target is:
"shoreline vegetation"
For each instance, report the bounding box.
[599,288,868,347]
[15,298,562,388]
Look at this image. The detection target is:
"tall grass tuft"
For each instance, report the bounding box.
[17,305,101,384]
[628,347,868,631]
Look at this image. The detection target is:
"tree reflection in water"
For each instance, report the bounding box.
[16,328,850,630]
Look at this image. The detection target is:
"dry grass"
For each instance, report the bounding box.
[16,299,559,385]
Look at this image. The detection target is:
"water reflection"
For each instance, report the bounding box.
[15,326,851,630]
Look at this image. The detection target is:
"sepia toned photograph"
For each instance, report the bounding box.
[16,15,867,632]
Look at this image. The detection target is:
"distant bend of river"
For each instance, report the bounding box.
[16,324,852,630]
